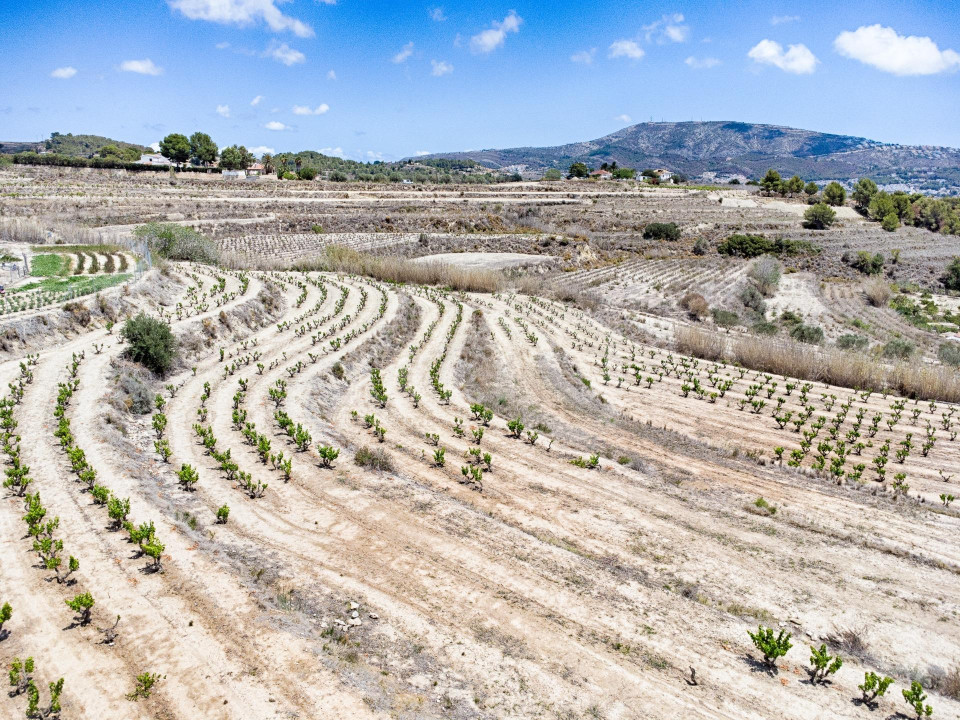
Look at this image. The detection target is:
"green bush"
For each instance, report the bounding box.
[717,235,817,259]
[849,251,884,275]
[752,320,779,335]
[882,338,914,360]
[740,285,767,315]
[712,308,739,328]
[937,342,960,367]
[837,333,868,351]
[943,258,960,291]
[133,223,219,264]
[822,182,846,206]
[790,323,823,344]
[881,213,900,232]
[803,202,837,229]
[642,222,681,242]
[297,167,318,181]
[120,314,177,375]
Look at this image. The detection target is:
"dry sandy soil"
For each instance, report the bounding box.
[0,168,958,720]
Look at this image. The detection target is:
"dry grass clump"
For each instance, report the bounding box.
[295,246,504,293]
[676,326,960,402]
[0,219,103,246]
[679,292,709,320]
[675,325,724,360]
[863,278,891,307]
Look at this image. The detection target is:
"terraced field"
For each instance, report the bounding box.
[1,169,958,720]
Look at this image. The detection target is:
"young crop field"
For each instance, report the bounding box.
[0,167,958,720]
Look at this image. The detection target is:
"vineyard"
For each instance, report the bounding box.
[0,170,958,720]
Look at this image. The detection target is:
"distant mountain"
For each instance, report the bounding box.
[416,121,960,190]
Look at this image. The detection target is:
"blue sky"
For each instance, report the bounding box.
[1,0,959,160]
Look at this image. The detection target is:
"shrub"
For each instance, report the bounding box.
[642,222,681,242]
[837,334,868,351]
[296,167,318,181]
[850,251,884,275]
[803,202,837,229]
[863,278,891,307]
[717,234,772,258]
[0,601,11,633]
[680,292,709,320]
[133,223,219,264]
[881,213,899,232]
[740,285,767,315]
[692,238,709,255]
[216,505,230,524]
[748,256,781,296]
[943,258,960,291]
[748,625,792,667]
[789,323,823,344]
[937,342,960,367]
[752,320,778,335]
[883,338,914,360]
[120,314,177,374]
[712,308,739,328]
[354,446,392,471]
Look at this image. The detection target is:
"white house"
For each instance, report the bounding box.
[137,153,171,165]
[222,170,246,179]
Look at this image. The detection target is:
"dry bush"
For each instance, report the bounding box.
[747,256,782,297]
[679,292,709,320]
[675,326,724,361]
[863,278,891,307]
[943,663,960,701]
[676,327,960,402]
[294,246,505,293]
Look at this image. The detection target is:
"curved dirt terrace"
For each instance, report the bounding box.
[1,170,958,720]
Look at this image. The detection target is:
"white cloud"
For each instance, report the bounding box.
[50,66,77,79]
[320,146,344,157]
[614,114,632,124]
[249,145,275,156]
[120,59,164,75]
[292,103,329,115]
[150,142,161,152]
[644,13,689,43]
[470,10,522,54]
[251,94,264,106]
[771,15,800,26]
[429,7,445,21]
[265,41,305,66]
[366,150,385,161]
[415,150,431,156]
[168,0,314,38]
[327,69,336,80]
[834,25,960,76]
[216,104,231,117]
[570,48,596,64]
[748,39,818,74]
[431,59,453,76]
[608,40,645,60]
[685,55,720,69]
[215,41,230,49]
[264,120,289,130]
[393,41,414,64]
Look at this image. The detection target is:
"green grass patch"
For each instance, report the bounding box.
[11,273,130,295]
[30,253,67,277]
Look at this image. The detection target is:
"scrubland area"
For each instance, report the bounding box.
[0,166,958,720]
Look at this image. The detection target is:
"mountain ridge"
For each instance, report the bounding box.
[414,121,960,191]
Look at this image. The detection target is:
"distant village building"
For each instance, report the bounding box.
[221,170,246,179]
[137,153,171,165]
[589,169,612,179]
[247,163,264,176]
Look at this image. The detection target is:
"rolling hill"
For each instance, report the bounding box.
[416,121,960,190]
